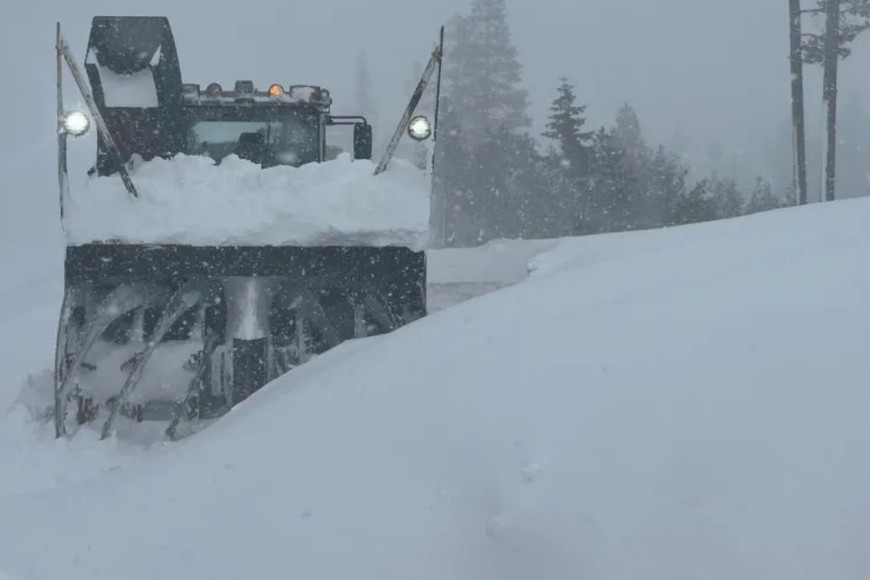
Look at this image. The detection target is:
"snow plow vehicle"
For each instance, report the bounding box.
[53,16,442,440]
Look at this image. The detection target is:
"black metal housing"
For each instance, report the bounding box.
[66,244,426,294]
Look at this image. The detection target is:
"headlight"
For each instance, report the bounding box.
[62,111,90,137]
[408,115,432,141]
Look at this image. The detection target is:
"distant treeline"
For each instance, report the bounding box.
[429,0,793,247]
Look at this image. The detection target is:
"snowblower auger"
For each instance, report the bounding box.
[53,16,441,440]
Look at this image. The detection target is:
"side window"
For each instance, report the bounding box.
[269,115,319,167]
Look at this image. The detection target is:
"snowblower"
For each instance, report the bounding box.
[53,17,443,440]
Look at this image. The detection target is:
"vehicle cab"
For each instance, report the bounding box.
[180,81,333,167]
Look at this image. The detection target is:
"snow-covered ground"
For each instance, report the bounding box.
[2,199,870,579]
[65,153,431,250]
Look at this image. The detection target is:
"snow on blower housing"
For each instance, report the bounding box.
[52,16,443,440]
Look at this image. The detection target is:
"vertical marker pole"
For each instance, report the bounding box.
[54,22,68,438]
[433,25,447,248]
[823,0,840,202]
[788,0,808,206]
[432,26,445,155]
[56,22,69,221]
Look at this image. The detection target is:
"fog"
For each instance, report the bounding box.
[2,0,869,276]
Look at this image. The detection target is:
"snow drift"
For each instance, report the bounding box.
[2,198,870,579]
[427,238,557,311]
[64,153,431,250]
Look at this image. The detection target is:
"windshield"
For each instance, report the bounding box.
[185,111,320,167]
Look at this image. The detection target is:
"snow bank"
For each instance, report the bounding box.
[64,153,431,250]
[2,199,870,579]
[428,238,557,285]
[0,404,145,497]
[0,283,59,413]
[427,238,557,311]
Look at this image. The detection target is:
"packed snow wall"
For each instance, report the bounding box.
[63,153,431,250]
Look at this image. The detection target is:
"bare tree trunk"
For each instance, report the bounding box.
[823,0,840,202]
[789,0,809,205]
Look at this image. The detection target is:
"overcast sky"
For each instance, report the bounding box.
[1,0,869,276]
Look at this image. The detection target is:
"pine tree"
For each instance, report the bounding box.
[649,145,689,227]
[533,155,586,236]
[532,78,596,237]
[612,104,644,152]
[800,0,870,201]
[543,78,593,173]
[587,127,631,233]
[746,177,785,214]
[801,0,870,63]
[670,174,744,225]
[707,175,744,219]
[443,0,530,144]
[594,104,651,232]
[584,104,698,233]
[435,0,534,245]
[672,180,717,225]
